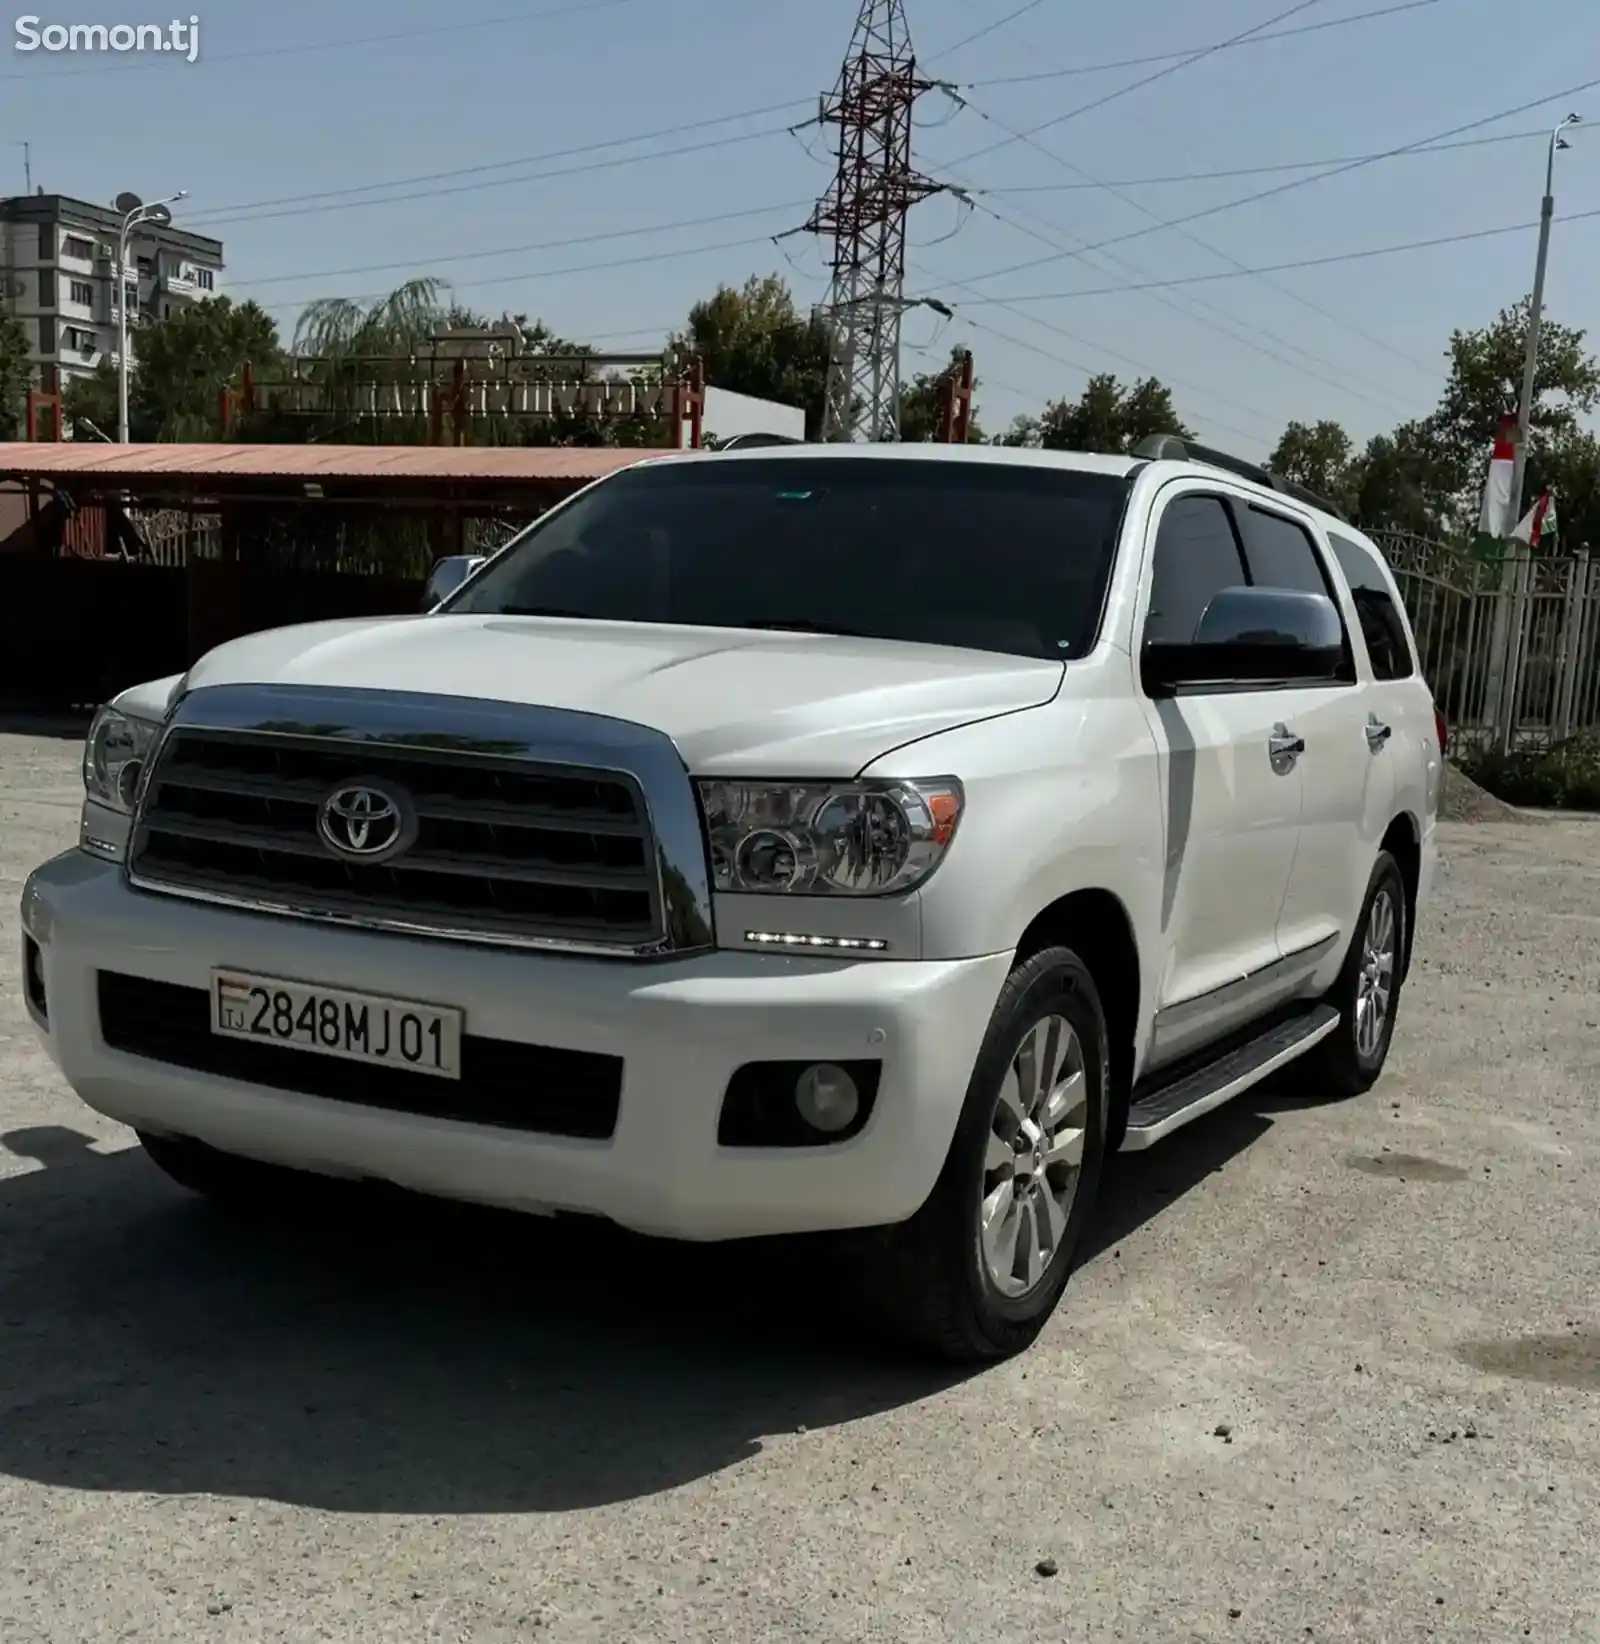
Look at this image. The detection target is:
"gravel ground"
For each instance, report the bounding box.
[1437,762,1545,825]
[3,728,1598,1644]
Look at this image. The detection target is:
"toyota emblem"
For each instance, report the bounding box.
[317,781,413,862]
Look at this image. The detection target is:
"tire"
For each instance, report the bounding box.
[1303,850,1408,1097]
[137,1131,324,1208]
[858,945,1110,1362]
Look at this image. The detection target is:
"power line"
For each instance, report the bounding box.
[155,4,1487,239]
[227,200,810,290]
[915,1,1447,415]
[915,258,1285,435]
[981,126,1556,192]
[949,311,1274,447]
[962,0,1443,87]
[181,96,814,223]
[254,232,794,318]
[928,12,1434,408]
[903,341,1055,431]
[954,72,1600,289]
[183,118,808,232]
[0,0,663,82]
[943,190,1425,417]
[191,132,797,232]
[944,0,1343,169]
[947,84,1439,384]
[944,205,1600,305]
[930,0,1049,59]
[164,7,1450,232]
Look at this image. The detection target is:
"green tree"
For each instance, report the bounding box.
[1425,296,1600,504]
[281,277,446,442]
[1347,422,1455,538]
[1540,428,1600,550]
[1003,372,1192,454]
[60,360,119,439]
[0,313,31,439]
[1118,377,1192,450]
[293,277,451,361]
[139,296,282,439]
[62,296,283,441]
[672,274,831,437]
[1355,297,1600,547]
[994,412,1043,448]
[899,346,984,443]
[1269,419,1355,508]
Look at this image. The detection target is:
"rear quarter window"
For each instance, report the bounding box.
[1328,533,1416,681]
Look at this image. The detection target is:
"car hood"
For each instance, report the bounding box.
[178,614,1065,775]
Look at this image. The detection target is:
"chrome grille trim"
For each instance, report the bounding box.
[126,684,716,958]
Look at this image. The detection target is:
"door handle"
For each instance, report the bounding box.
[1268,724,1304,770]
[1365,715,1392,750]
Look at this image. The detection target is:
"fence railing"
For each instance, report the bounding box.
[1379,531,1597,752]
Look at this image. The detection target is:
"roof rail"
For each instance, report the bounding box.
[717,432,805,450]
[1131,433,1348,523]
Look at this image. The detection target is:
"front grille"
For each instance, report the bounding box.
[128,728,664,950]
[98,972,623,1140]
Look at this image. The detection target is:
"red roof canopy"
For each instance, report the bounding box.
[0,442,655,485]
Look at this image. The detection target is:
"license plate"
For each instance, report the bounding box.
[210,971,463,1081]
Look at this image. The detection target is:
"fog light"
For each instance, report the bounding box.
[794,1062,860,1134]
[23,936,47,1021]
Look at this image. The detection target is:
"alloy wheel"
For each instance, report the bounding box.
[980,1014,1089,1299]
[1354,887,1397,1061]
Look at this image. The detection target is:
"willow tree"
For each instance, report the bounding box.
[288,278,460,444]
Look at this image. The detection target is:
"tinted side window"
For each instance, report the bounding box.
[1236,504,1332,596]
[1144,495,1247,645]
[1329,533,1415,680]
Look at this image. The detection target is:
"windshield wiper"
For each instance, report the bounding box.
[497,604,599,619]
[738,618,873,639]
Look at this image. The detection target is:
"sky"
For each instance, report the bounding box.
[3,0,1597,458]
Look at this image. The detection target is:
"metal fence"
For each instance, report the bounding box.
[1378,532,1598,752]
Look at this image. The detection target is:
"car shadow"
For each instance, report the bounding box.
[0,1129,969,1514]
[1086,1099,1273,1261]
[0,1094,1282,1514]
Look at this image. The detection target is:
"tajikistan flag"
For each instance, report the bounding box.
[1477,411,1518,539]
[1511,490,1558,550]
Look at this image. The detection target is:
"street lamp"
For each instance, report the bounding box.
[114,188,187,443]
[1507,114,1581,522]
[1487,114,1582,754]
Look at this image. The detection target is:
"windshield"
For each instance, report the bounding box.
[445,456,1132,661]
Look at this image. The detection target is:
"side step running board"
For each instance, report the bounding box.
[1119,1003,1341,1152]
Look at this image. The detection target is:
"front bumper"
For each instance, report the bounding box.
[20,852,1009,1241]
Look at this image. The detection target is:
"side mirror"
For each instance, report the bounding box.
[422,554,486,611]
[1142,586,1345,695]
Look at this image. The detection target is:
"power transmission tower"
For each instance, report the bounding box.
[806,0,945,443]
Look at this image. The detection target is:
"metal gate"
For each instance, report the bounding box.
[1378,532,1598,751]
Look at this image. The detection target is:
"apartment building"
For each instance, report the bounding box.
[0,192,225,396]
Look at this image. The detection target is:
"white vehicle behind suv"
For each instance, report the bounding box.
[20,435,1441,1360]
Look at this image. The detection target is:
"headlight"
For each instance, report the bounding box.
[696,779,963,896]
[82,705,160,814]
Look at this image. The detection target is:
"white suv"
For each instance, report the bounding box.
[19,436,1441,1360]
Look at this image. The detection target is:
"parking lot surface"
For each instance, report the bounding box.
[2,727,1597,1643]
